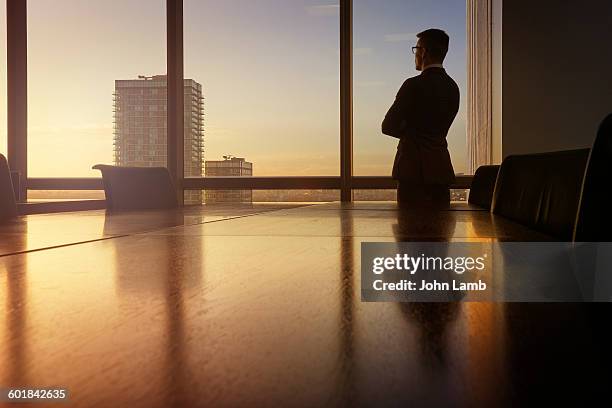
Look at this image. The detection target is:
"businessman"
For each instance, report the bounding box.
[382,28,460,208]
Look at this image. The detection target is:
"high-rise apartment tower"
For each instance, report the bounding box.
[113,75,204,204]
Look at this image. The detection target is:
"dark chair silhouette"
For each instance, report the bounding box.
[1,154,18,221]
[491,149,590,240]
[93,164,178,211]
[573,113,612,241]
[468,165,500,210]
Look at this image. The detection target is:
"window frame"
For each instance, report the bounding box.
[7,0,480,211]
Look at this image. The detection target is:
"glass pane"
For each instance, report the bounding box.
[184,0,340,176]
[253,190,339,202]
[453,188,469,202]
[353,0,467,176]
[185,189,339,204]
[28,190,105,202]
[353,189,468,202]
[27,0,166,178]
[353,189,397,201]
[0,0,6,157]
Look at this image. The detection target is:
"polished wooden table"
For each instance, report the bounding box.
[0,202,607,407]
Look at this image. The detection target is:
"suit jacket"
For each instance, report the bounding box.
[382,67,460,184]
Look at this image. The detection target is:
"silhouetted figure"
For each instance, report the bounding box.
[382,29,460,209]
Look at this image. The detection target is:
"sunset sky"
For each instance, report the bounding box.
[1,0,466,177]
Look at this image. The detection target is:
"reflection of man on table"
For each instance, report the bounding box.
[382,28,460,209]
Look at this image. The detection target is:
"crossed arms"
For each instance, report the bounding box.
[381,78,420,140]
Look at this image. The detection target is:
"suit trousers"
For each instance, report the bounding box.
[397,182,450,209]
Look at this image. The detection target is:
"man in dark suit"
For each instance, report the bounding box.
[382,28,460,208]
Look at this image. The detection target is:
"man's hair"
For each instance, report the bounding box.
[417,29,450,62]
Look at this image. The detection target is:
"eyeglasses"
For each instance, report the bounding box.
[411,46,424,54]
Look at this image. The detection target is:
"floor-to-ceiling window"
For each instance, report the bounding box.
[353,0,467,200]
[26,0,166,200]
[184,0,341,203]
[5,1,473,207]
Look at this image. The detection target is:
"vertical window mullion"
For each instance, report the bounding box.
[167,0,185,205]
[6,0,28,201]
[340,0,353,202]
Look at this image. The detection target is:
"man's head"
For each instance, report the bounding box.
[413,29,450,71]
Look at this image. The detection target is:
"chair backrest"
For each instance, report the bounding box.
[573,113,612,241]
[0,154,18,221]
[491,149,590,240]
[468,165,500,209]
[93,164,179,211]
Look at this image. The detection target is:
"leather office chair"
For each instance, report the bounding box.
[468,165,500,210]
[491,149,590,240]
[0,154,18,221]
[93,164,179,211]
[573,113,612,241]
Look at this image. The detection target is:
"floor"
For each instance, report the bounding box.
[0,202,608,407]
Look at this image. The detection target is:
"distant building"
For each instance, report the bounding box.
[113,75,204,204]
[205,157,253,203]
[451,189,468,202]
